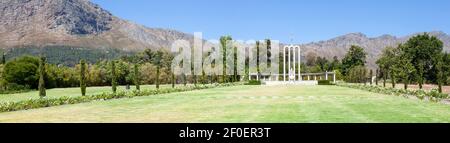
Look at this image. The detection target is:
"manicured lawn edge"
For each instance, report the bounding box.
[0,83,243,113]
[337,83,449,102]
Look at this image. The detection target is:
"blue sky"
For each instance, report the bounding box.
[92,0,450,43]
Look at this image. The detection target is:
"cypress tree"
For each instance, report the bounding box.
[172,73,175,88]
[80,59,87,96]
[436,55,444,93]
[375,69,379,86]
[156,51,162,89]
[111,61,117,93]
[38,57,46,98]
[383,70,387,87]
[134,64,140,91]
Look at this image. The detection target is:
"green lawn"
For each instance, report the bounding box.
[0,85,449,123]
[0,85,173,103]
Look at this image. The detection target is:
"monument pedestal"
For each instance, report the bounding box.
[263,81,318,86]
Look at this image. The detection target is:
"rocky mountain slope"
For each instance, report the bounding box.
[0,0,193,52]
[0,0,449,68]
[300,31,450,68]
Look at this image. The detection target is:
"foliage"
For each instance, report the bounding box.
[133,64,140,91]
[403,33,444,87]
[318,80,333,85]
[338,83,449,102]
[111,61,117,93]
[80,59,87,96]
[341,45,367,76]
[38,57,46,98]
[345,66,367,83]
[3,56,40,89]
[220,36,232,83]
[245,80,261,85]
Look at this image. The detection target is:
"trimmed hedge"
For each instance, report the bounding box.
[318,80,334,85]
[245,80,262,85]
[0,83,242,113]
[338,83,449,102]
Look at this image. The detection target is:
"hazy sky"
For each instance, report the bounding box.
[92,0,450,43]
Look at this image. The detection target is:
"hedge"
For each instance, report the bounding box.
[338,83,449,102]
[245,80,262,85]
[0,83,242,113]
[318,80,334,85]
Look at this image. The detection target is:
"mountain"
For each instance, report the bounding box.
[0,0,193,65]
[299,31,450,69]
[1,0,449,68]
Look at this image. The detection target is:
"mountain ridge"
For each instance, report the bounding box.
[299,31,450,69]
[1,0,449,68]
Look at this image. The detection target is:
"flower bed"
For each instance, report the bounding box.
[337,83,449,102]
[0,83,242,113]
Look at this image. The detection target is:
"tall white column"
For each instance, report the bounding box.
[293,47,296,81]
[288,46,291,81]
[333,73,336,83]
[283,47,286,81]
[325,71,328,80]
[298,46,301,81]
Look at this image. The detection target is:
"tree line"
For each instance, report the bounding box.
[340,33,450,93]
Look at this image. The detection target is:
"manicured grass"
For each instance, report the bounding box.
[0,85,173,103]
[0,85,449,123]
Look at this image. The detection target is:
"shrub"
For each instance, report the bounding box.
[245,80,261,85]
[318,80,333,85]
[337,83,449,102]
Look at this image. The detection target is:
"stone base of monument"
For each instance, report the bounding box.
[262,81,318,86]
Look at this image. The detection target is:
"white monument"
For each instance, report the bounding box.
[253,45,336,86]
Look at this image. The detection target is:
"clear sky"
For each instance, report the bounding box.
[92,0,450,44]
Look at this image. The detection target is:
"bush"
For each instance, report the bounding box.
[337,83,449,102]
[245,80,261,85]
[318,80,333,85]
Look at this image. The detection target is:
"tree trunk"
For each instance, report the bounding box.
[171,73,175,88]
[375,69,379,86]
[390,71,395,88]
[156,65,160,89]
[383,72,387,88]
[404,79,408,90]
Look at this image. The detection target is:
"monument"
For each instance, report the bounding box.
[258,45,336,86]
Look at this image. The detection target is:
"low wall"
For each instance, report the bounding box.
[263,81,319,86]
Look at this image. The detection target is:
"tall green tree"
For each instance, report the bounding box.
[220,36,232,83]
[134,64,140,91]
[376,46,397,88]
[80,59,87,96]
[403,33,444,89]
[341,45,367,77]
[111,61,117,93]
[155,50,163,89]
[3,56,40,89]
[375,69,379,86]
[330,56,341,71]
[434,53,447,93]
[38,57,46,98]
[394,44,416,90]
[172,72,175,88]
